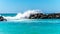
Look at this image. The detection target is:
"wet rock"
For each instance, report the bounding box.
[47,13,60,19]
[29,13,47,19]
[0,16,7,21]
[29,13,60,19]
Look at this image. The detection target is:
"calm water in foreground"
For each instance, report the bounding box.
[0,19,60,34]
[0,14,60,34]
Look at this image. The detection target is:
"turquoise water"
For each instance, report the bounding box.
[1,13,16,16]
[0,14,60,34]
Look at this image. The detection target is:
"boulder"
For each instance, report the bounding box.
[29,13,47,19]
[0,16,7,21]
[29,13,60,19]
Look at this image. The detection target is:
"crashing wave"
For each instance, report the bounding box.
[3,9,41,20]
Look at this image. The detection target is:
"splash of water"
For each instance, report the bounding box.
[3,10,41,20]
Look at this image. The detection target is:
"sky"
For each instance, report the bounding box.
[0,0,60,13]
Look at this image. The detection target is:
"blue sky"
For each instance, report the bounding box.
[0,0,60,13]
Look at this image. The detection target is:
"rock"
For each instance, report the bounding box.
[47,13,60,19]
[0,16,7,21]
[29,13,60,19]
[29,13,47,19]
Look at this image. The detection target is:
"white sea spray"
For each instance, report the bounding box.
[3,9,42,20]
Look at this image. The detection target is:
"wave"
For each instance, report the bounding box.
[1,19,60,23]
[3,9,41,20]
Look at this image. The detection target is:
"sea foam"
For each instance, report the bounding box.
[3,10,41,20]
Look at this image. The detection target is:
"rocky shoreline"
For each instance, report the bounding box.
[0,13,60,21]
[29,13,60,19]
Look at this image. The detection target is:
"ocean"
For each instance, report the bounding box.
[0,13,60,34]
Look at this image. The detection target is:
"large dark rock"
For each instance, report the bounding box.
[29,13,60,19]
[29,13,47,19]
[0,16,7,21]
[47,13,60,19]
